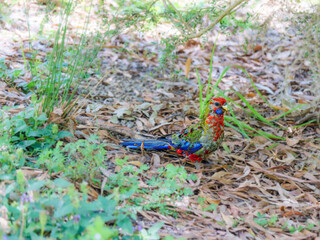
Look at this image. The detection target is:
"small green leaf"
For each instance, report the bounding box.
[114,108,132,118]
[57,131,73,139]
[53,178,72,188]
[222,143,231,153]
[140,164,149,171]
[0,174,15,181]
[54,203,74,218]
[98,196,116,217]
[117,215,133,234]
[16,140,36,149]
[37,113,48,121]
[148,222,164,235]
[14,123,28,134]
[27,130,43,137]
[27,180,47,191]
[152,104,163,112]
[163,236,175,240]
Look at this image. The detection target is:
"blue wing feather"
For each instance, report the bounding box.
[121,124,204,154]
[169,139,203,153]
[120,139,169,150]
[170,124,204,154]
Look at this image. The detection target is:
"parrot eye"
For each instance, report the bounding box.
[214,102,221,107]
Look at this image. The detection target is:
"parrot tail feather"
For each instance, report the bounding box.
[120,139,170,150]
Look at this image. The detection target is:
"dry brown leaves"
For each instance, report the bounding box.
[1,1,320,239]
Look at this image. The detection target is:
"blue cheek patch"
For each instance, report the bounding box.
[215,108,223,115]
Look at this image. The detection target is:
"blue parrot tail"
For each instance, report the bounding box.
[120,139,170,150]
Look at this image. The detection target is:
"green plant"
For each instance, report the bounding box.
[23,0,106,118]
[82,216,119,240]
[140,222,164,240]
[203,203,218,212]
[253,213,278,227]
[0,104,71,154]
[0,168,158,239]
[196,41,307,141]
[144,163,193,216]
[99,0,250,71]
[196,197,217,212]
[37,135,105,181]
[103,160,195,217]
[282,221,316,234]
[232,217,244,227]
[38,0,78,115]
[0,58,22,86]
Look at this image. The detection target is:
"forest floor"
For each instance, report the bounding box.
[0,1,319,239]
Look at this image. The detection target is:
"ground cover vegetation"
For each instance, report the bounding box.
[0,0,319,239]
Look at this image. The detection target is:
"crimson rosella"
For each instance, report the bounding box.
[120,97,228,162]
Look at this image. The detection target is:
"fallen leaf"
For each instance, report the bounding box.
[210,171,233,184]
[174,196,190,208]
[286,136,301,146]
[246,92,256,98]
[0,217,9,233]
[128,161,142,167]
[282,210,304,217]
[253,45,262,52]
[221,212,233,229]
[185,57,192,78]
[236,166,251,180]
[152,153,161,168]
[114,107,132,118]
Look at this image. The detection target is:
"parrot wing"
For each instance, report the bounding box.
[168,123,204,154]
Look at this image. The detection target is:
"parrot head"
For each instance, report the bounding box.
[209,97,228,115]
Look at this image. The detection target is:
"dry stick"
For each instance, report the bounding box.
[187,0,247,39]
[164,0,193,32]
[75,115,139,139]
[115,0,158,35]
[313,12,320,76]
[19,201,25,240]
[161,0,187,35]
[254,167,320,184]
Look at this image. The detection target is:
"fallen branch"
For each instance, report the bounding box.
[75,115,140,139]
[187,0,247,39]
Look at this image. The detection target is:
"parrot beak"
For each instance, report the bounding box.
[222,105,228,112]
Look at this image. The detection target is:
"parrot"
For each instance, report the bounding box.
[120,97,228,162]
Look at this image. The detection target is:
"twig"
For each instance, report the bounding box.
[75,115,140,139]
[164,0,193,32]
[19,201,25,240]
[253,167,320,184]
[313,10,320,75]
[162,0,186,35]
[187,0,247,39]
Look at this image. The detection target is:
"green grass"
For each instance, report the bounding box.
[22,0,107,119]
[38,0,91,116]
[0,58,22,87]
[196,45,306,142]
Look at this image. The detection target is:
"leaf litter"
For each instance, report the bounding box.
[0,0,320,239]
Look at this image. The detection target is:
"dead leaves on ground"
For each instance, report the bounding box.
[1,1,320,239]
